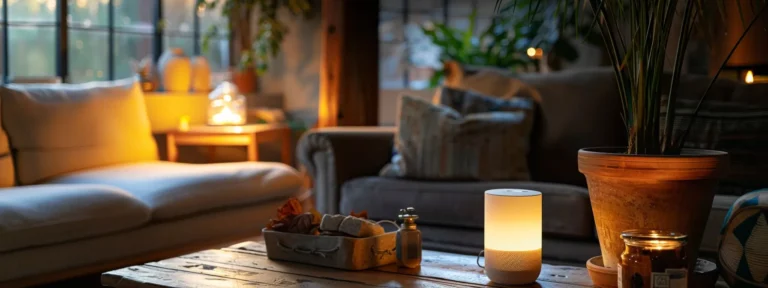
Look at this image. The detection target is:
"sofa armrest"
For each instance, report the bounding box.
[297,127,395,213]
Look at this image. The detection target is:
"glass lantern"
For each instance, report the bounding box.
[207,82,246,126]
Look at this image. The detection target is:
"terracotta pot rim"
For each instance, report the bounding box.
[578,147,729,180]
[579,147,728,158]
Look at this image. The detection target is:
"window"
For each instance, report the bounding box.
[379,0,497,90]
[0,0,229,84]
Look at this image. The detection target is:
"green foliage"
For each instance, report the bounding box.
[424,0,600,87]
[422,8,531,86]
[196,0,314,74]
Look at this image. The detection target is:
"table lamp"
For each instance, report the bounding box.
[484,189,542,285]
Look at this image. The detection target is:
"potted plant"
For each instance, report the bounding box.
[196,0,313,93]
[507,0,767,270]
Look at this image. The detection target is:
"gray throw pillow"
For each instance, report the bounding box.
[381,88,534,181]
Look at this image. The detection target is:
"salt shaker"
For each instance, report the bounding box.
[396,207,422,268]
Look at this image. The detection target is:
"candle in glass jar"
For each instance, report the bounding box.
[619,230,687,288]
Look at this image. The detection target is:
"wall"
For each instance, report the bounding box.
[258,8,322,127]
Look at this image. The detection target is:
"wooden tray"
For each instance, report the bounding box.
[262,228,396,270]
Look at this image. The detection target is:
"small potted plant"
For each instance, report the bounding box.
[196,0,314,93]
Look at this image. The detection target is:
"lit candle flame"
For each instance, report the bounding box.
[211,106,243,125]
[746,70,754,84]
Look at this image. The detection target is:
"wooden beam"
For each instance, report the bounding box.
[319,0,380,127]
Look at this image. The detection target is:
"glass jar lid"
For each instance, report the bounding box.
[621,229,687,249]
[621,229,687,241]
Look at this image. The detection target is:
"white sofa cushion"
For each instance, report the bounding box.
[0,184,151,252]
[49,162,303,220]
[0,79,158,184]
[0,199,284,282]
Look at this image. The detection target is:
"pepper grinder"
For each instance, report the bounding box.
[396,207,422,268]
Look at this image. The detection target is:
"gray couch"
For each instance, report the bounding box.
[297,68,753,264]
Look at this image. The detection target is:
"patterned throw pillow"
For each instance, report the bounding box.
[662,99,768,196]
[381,88,534,181]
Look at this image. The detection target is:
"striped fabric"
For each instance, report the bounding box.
[661,99,768,196]
[381,88,534,181]
[719,189,768,287]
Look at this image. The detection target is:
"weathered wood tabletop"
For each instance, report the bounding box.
[102,241,593,287]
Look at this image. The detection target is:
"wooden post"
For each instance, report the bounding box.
[319,0,380,127]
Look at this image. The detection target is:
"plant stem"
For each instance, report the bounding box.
[661,0,694,154]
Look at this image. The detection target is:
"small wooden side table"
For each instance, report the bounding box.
[166,124,292,165]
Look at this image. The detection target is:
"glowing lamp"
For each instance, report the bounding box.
[746,70,754,84]
[207,82,246,126]
[484,189,542,285]
[526,47,544,60]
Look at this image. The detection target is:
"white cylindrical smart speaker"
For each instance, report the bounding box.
[483,189,542,285]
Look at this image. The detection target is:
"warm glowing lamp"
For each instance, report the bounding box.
[207,82,246,126]
[526,47,537,57]
[484,189,542,285]
[745,70,755,84]
[526,47,544,60]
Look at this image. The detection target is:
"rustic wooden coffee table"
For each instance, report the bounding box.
[102,240,592,287]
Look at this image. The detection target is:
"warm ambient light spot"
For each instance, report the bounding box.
[526,47,544,60]
[526,47,536,57]
[746,70,754,84]
[178,116,190,131]
[211,106,243,125]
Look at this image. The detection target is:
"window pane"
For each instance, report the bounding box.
[163,0,194,33]
[380,11,402,42]
[164,36,195,56]
[0,27,3,81]
[199,2,226,36]
[115,0,155,33]
[69,30,108,83]
[114,33,153,79]
[380,42,406,89]
[68,0,108,27]
[201,38,229,72]
[409,0,443,15]
[9,0,57,23]
[9,27,56,77]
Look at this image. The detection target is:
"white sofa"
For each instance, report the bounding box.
[0,80,303,287]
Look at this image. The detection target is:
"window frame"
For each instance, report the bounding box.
[0,0,230,84]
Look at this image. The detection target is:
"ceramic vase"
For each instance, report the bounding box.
[577,147,729,271]
[191,56,211,92]
[158,48,191,92]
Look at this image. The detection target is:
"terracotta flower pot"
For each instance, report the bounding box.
[578,147,728,270]
[232,68,258,94]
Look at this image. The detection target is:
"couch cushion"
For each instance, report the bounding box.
[383,95,533,181]
[48,162,303,220]
[701,194,740,253]
[0,184,150,252]
[0,79,158,184]
[340,176,594,239]
[0,198,285,282]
